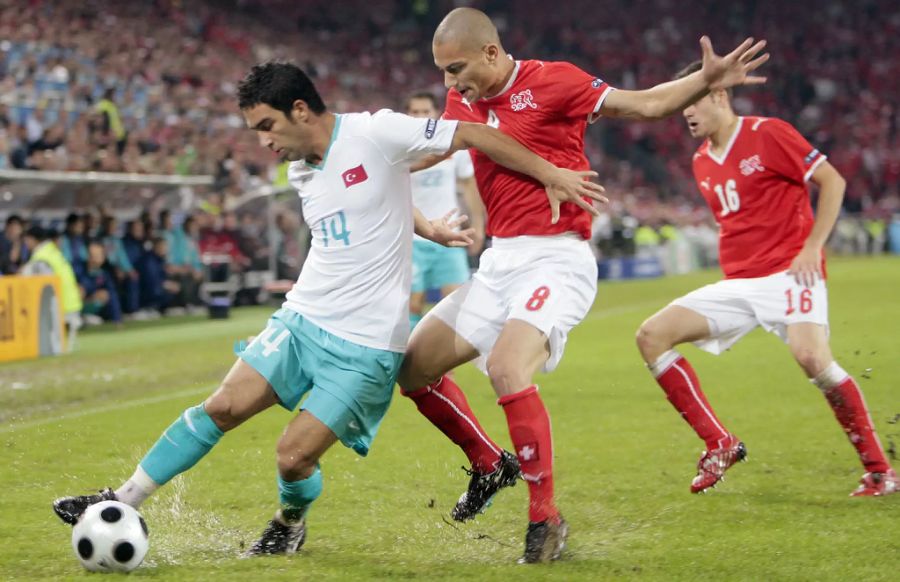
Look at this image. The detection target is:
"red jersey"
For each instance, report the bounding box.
[691,116,826,279]
[442,60,612,239]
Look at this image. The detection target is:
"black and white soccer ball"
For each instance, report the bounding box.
[71,500,149,573]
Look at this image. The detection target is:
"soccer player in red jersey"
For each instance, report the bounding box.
[635,60,898,497]
[397,7,770,563]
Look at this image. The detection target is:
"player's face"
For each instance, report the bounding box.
[406,97,438,119]
[433,41,497,103]
[242,102,312,162]
[683,94,720,139]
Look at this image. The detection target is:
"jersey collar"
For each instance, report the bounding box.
[483,58,521,101]
[308,113,342,171]
[706,117,743,165]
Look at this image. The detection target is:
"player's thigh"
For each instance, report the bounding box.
[276,410,340,478]
[786,322,833,377]
[485,319,551,396]
[399,310,480,390]
[670,280,760,355]
[636,304,712,359]
[204,358,280,431]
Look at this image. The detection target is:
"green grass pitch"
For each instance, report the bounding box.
[1,256,898,580]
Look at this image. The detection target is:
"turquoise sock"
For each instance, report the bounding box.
[139,404,224,486]
[409,313,422,331]
[278,466,323,522]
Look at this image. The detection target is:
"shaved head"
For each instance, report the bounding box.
[433,7,501,52]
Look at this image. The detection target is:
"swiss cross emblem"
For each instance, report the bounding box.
[517,442,539,461]
[739,155,765,176]
[509,89,538,112]
[341,164,368,188]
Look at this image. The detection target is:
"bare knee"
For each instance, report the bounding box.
[276,438,320,481]
[203,386,247,432]
[635,319,674,363]
[793,348,830,378]
[398,347,440,392]
[486,356,530,396]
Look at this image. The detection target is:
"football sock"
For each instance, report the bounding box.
[138,404,224,487]
[115,466,158,509]
[813,362,891,473]
[651,350,732,449]
[277,466,323,523]
[499,385,559,524]
[404,376,502,473]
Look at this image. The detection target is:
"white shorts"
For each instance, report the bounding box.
[425,234,598,373]
[672,270,829,355]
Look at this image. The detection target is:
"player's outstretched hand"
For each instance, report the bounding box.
[544,168,608,224]
[788,244,822,287]
[429,209,476,248]
[700,36,769,92]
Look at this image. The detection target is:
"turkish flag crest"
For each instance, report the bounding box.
[341,164,368,188]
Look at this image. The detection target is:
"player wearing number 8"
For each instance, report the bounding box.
[635,60,897,497]
[51,61,606,556]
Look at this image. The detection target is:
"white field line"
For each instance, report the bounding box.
[0,299,663,434]
[0,385,214,434]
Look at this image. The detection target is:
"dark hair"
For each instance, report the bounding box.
[237,62,326,117]
[25,225,49,241]
[675,60,732,98]
[5,214,23,227]
[404,91,440,113]
[65,212,82,226]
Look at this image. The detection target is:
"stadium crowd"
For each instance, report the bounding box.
[1,0,898,325]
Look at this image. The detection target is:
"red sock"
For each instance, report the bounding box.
[405,376,502,473]
[499,386,559,523]
[653,354,731,450]
[822,376,891,474]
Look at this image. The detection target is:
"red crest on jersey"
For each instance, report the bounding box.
[341,164,368,188]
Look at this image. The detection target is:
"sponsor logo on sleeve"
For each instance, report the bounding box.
[591,78,604,89]
[804,149,820,165]
[341,164,369,188]
[425,118,437,139]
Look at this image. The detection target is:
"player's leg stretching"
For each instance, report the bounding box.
[636,305,747,494]
[786,323,897,496]
[53,359,278,525]
[399,317,519,519]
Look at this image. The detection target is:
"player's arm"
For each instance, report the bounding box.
[413,207,475,248]
[410,153,450,173]
[788,161,846,286]
[601,36,769,120]
[457,176,485,255]
[450,122,608,223]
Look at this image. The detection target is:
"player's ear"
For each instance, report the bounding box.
[483,43,499,65]
[290,99,309,123]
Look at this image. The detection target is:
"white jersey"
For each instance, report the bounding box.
[411,149,474,241]
[283,110,458,351]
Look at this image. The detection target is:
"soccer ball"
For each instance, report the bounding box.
[71,501,149,573]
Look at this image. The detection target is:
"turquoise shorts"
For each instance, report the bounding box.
[411,239,470,293]
[238,309,403,456]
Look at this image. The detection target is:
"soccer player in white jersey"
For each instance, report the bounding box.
[405,91,485,329]
[51,62,607,555]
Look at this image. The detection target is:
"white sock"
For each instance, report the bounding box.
[810,361,849,391]
[115,466,160,508]
[649,350,682,378]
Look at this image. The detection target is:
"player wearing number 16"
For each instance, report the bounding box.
[635,60,897,497]
[50,61,606,556]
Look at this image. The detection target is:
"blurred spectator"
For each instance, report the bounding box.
[139,236,180,314]
[79,241,123,325]
[0,214,26,274]
[21,225,83,348]
[98,214,140,316]
[59,213,88,277]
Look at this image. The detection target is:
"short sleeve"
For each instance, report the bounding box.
[543,61,614,123]
[369,109,458,165]
[452,149,474,179]
[759,118,826,182]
